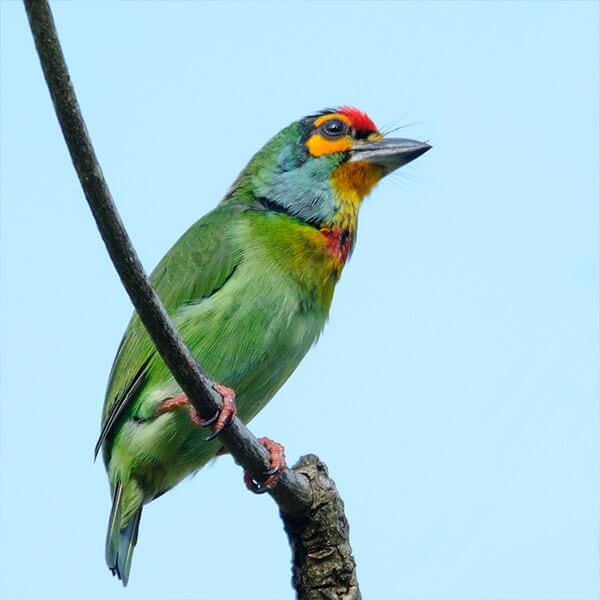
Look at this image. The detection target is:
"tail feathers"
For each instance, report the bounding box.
[105,481,123,572]
[115,507,142,586]
[105,480,143,587]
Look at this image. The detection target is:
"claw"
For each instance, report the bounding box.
[189,407,219,428]
[190,384,237,441]
[244,437,287,494]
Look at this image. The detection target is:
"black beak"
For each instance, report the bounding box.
[348,137,431,175]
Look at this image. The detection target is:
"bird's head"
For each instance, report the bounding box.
[229,106,430,232]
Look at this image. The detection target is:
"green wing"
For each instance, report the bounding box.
[95,206,243,458]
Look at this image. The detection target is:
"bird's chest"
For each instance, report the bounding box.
[191,268,328,420]
[253,218,353,301]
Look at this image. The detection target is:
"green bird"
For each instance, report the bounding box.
[96,106,430,585]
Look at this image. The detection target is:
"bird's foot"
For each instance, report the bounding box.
[190,384,237,441]
[156,385,237,442]
[244,437,287,494]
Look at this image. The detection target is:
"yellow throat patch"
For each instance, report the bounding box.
[330,161,385,230]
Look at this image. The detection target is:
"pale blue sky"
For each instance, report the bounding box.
[1,2,598,599]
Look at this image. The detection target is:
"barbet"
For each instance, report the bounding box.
[96,107,430,584]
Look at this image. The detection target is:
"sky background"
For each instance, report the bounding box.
[1,1,598,599]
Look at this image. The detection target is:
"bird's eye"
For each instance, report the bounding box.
[320,119,349,139]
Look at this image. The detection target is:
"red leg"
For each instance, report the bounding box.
[155,394,189,416]
[244,437,287,494]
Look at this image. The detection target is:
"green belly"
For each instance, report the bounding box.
[108,267,328,500]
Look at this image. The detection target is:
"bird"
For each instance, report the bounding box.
[96,106,430,585]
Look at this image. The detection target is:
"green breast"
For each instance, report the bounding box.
[104,206,342,491]
[160,209,339,419]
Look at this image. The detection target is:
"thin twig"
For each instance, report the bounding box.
[23,1,361,597]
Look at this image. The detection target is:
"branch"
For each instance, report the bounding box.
[24,1,361,597]
[284,456,361,599]
[23,0,308,515]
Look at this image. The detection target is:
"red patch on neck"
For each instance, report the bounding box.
[338,106,378,134]
[321,226,353,264]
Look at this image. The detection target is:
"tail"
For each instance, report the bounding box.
[105,480,143,587]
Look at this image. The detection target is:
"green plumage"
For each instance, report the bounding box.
[100,195,339,584]
[98,108,429,585]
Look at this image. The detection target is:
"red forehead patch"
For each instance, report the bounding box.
[338,106,378,133]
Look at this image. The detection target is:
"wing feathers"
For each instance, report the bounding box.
[94,356,151,459]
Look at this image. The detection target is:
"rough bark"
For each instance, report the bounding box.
[285,456,362,600]
[23,1,361,597]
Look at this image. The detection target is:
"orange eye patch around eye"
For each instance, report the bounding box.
[306,112,378,157]
[307,113,354,156]
[313,113,353,129]
[306,133,352,157]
